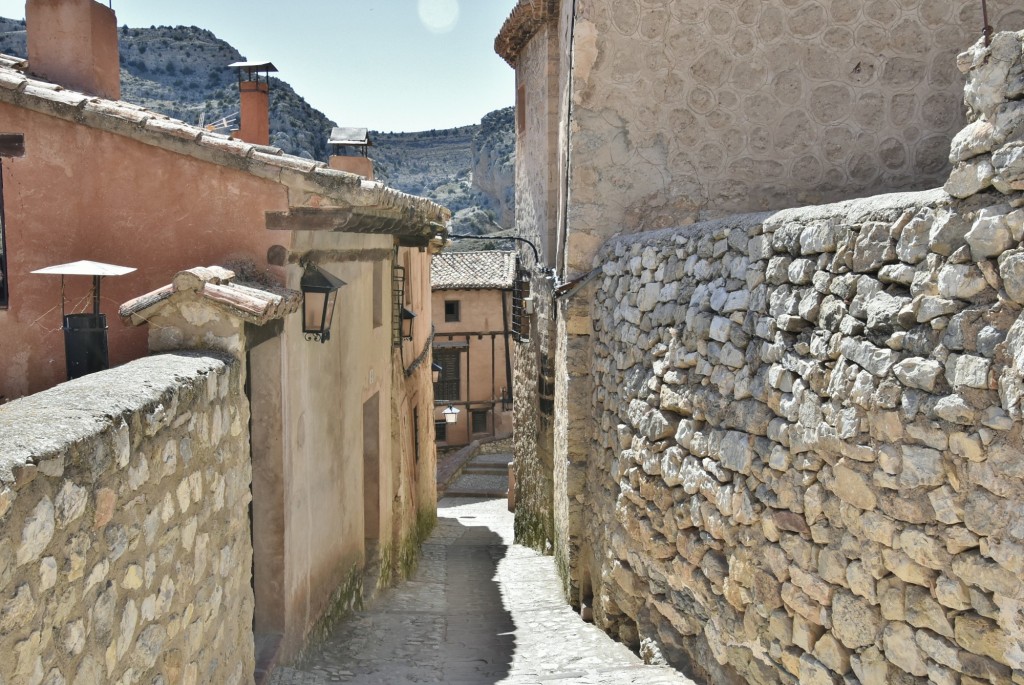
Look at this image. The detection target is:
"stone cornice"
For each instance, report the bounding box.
[494,0,559,68]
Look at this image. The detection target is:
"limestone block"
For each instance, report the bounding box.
[950,119,996,164]
[883,549,937,587]
[852,223,896,273]
[830,462,876,510]
[999,249,1024,304]
[717,431,755,475]
[850,645,889,685]
[934,395,977,424]
[892,358,937,389]
[945,158,996,198]
[798,653,841,685]
[993,142,1024,191]
[883,622,928,677]
[832,590,884,650]
[966,206,1016,260]
[899,445,944,489]
[928,210,972,256]
[899,528,952,571]
[955,614,1014,667]
[952,553,1020,598]
[905,585,955,638]
[839,338,897,377]
[937,264,989,300]
[17,496,54,566]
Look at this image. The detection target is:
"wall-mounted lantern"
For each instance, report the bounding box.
[431,363,442,383]
[443,404,460,424]
[300,263,346,343]
[401,307,416,340]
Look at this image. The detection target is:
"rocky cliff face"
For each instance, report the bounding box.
[372,107,516,241]
[472,107,516,230]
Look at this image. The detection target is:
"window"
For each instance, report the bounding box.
[433,348,461,401]
[516,84,526,134]
[435,421,448,443]
[444,300,460,322]
[0,134,24,309]
[471,410,488,435]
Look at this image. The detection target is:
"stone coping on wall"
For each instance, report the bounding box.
[0,351,231,481]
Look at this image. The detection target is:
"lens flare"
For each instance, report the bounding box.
[417,0,460,34]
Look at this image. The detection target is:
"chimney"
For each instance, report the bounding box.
[327,127,375,180]
[229,61,277,147]
[26,0,121,100]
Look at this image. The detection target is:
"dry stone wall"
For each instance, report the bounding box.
[582,33,1024,685]
[0,353,254,685]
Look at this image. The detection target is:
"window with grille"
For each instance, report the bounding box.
[433,348,461,401]
[392,263,406,346]
[435,421,447,443]
[471,410,488,435]
[511,266,531,342]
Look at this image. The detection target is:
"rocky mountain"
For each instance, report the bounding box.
[0,18,515,239]
[372,106,515,240]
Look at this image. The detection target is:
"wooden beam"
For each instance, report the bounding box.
[0,134,25,158]
[266,207,353,231]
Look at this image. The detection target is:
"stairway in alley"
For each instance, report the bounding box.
[270,497,698,685]
[444,452,513,498]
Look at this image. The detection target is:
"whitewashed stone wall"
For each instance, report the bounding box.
[580,33,1024,685]
[0,353,254,685]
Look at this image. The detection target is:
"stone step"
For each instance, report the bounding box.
[445,472,508,498]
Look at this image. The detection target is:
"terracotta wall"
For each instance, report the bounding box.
[0,102,287,400]
[431,287,513,446]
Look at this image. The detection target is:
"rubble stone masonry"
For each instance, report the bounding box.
[0,353,255,685]
[578,32,1024,684]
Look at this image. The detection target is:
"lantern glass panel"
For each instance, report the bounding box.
[323,290,339,330]
[303,291,326,332]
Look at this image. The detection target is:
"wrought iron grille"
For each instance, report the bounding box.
[433,348,461,401]
[391,263,406,347]
[511,264,531,342]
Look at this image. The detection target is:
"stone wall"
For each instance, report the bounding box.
[577,33,1024,685]
[0,353,254,685]
[561,0,1024,276]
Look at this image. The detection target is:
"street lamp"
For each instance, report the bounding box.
[300,263,346,343]
[443,404,460,424]
[401,307,416,340]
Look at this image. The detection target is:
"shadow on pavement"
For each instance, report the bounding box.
[271,514,514,685]
[442,521,515,684]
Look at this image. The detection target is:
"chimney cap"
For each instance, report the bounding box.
[329,127,371,147]
[228,61,279,73]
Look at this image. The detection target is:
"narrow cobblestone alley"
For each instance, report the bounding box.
[271,496,698,685]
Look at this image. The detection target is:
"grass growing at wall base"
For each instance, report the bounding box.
[513,509,554,554]
[399,508,437,579]
[301,564,364,657]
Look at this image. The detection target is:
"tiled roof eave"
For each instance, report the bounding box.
[495,0,559,68]
[0,60,450,230]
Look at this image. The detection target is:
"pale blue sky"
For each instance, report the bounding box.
[0,0,518,131]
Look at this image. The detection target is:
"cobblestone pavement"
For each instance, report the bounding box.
[271,497,698,685]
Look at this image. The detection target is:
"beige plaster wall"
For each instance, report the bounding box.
[560,0,1024,276]
[0,101,288,400]
[277,232,393,659]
